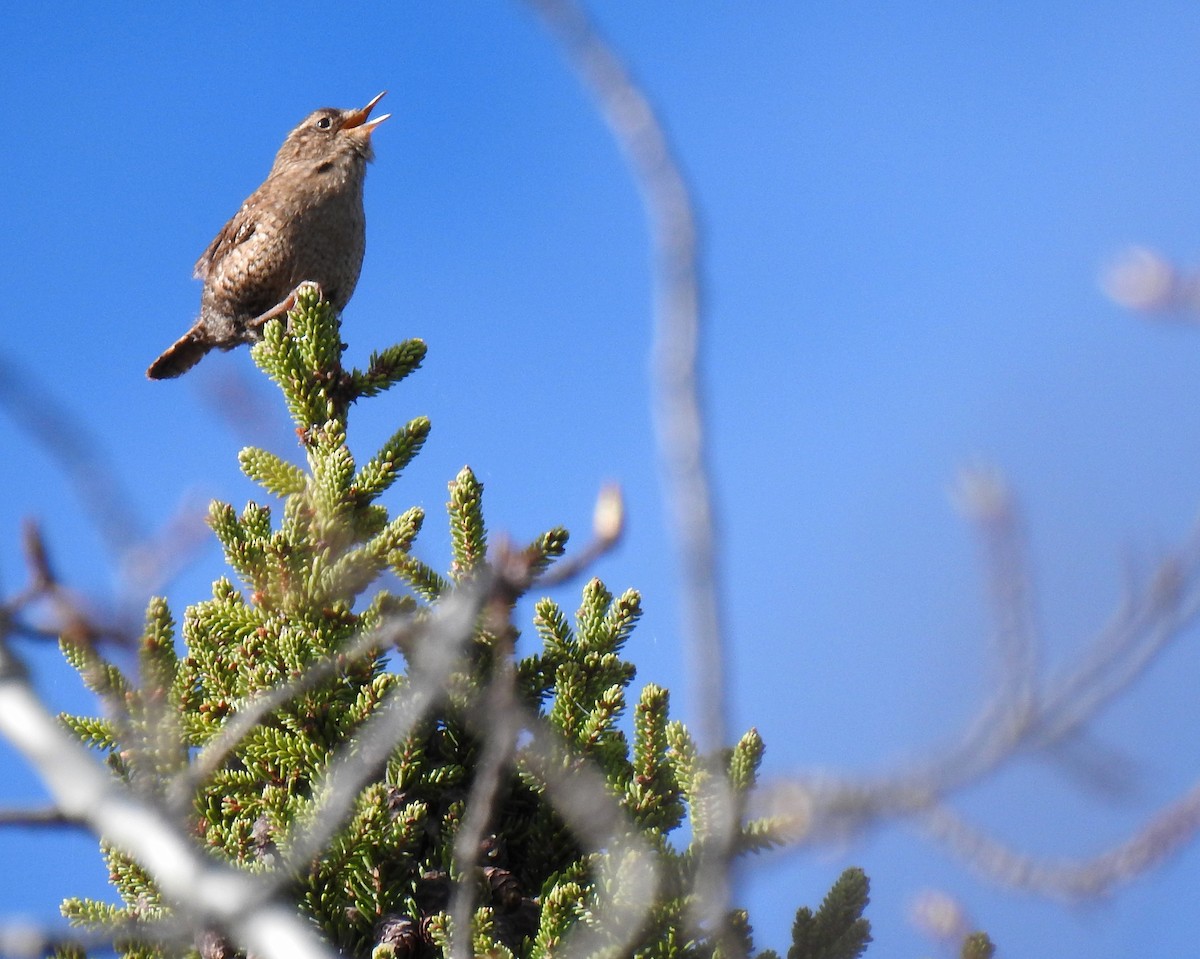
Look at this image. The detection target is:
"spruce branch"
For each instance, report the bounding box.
[37,288,874,959]
[239,448,306,498]
[447,467,488,580]
[786,868,871,959]
[350,339,428,399]
[354,417,432,502]
[281,572,490,872]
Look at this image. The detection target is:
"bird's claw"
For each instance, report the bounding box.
[246,282,324,333]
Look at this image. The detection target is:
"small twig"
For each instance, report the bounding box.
[1038,543,1200,744]
[896,511,1199,802]
[0,806,82,829]
[535,482,625,587]
[19,521,55,595]
[747,505,1200,902]
[954,466,1040,724]
[19,521,115,649]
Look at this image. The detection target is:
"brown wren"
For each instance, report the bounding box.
[147,92,390,379]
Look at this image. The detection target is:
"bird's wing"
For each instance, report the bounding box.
[193,205,258,281]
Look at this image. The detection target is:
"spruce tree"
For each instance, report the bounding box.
[56,288,874,958]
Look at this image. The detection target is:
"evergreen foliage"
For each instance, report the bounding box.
[779,868,871,959]
[959,932,995,959]
[58,289,874,958]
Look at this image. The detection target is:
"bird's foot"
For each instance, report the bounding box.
[245,281,324,333]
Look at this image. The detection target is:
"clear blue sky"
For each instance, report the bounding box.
[4,3,1200,956]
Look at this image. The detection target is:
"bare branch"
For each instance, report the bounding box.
[747,488,1200,904]
[519,0,728,753]
[954,465,1040,723]
[0,636,338,959]
[520,1,736,946]
[535,482,624,587]
[0,806,81,829]
[1038,543,1200,745]
[922,781,1200,900]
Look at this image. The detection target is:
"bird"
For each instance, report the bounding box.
[146,92,390,379]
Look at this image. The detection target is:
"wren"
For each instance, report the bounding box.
[147,92,389,379]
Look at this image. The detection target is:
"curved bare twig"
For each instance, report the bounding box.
[922,782,1200,900]
[519,1,736,945]
[518,0,728,754]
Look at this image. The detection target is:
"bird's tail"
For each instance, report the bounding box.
[146,327,212,380]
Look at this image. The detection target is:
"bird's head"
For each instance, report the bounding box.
[270,91,390,180]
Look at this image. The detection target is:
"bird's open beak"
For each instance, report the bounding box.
[343,91,390,134]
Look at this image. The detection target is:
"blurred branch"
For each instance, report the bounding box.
[13,520,127,650]
[954,466,1040,727]
[922,780,1200,900]
[521,0,736,946]
[0,633,338,959]
[520,0,729,753]
[1038,546,1196,745]
[908,477,1199,799]
[752,468,1200,899]
[0,806,81,829]
[0,354,208,618]
[0,355,144,559]
[0,919,185,959]
[1102,246,1200,318]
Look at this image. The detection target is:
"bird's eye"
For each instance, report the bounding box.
[316,116,333,130]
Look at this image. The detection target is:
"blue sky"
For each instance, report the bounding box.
[5,3,1200,956]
